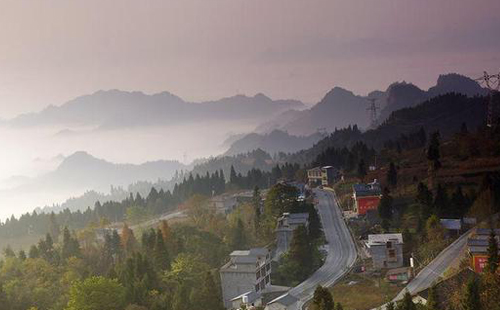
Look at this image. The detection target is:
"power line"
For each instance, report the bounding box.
[475,70,500,127]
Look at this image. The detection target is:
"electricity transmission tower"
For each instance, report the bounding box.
[475,71,500,127]
[366,98,380,128]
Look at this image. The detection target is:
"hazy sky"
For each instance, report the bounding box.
[0,0,499,118]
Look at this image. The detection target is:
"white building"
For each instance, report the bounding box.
[366,233,404,269]
[220,248,272,309]
[275,213,309,257]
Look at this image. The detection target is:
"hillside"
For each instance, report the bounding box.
[256,87,376,135]
[0,152,187,216]
[286,93,488,164]
[7,90,304,129]
[378,73,487,122]
[257,73,486,136]
[224,130,325,156]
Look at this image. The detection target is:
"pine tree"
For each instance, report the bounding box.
[427,131,441,170]
[486,229,499,273]
[426,285,440,310]
[397,291,416,310]
[433,184,449,217]
[387,162,398,187]
[357,159,367,181]
[62,227,81,260]
[229,219,247,249]
[386,301,395,310]
[195,272,224,310]
[48,212,60,241]
[461,278,481,310]
[230,165,238,185]
[153,229,169,270]
[378,187,393,221]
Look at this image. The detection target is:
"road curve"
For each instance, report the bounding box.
[371,228,473,310]
[287,189,357,309]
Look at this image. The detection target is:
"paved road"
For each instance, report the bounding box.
[393,228,472,300]
[286,189,357,309]
[371,228,473,310]
[129,210,187,230]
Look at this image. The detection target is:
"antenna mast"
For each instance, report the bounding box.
[366,98,380,128]
[475,70,500,127]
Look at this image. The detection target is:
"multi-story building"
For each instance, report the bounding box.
[467,228,500,273]
[352,179,382,216]
[366,233,404,269]
[275,212,309,256]
[220,248,272,309]
[307,166,339,187]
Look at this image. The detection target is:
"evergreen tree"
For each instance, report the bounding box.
[396,291,416,310]
[357,159,367,181]
[195,272,224,310]
[378,187,393,221]
[229,218,247,249]
[461,278,481,310]
[229,165,238,185]
[48,212,60,241]
[62,227,81,260]
[386,301,395,310]
[427,131,441,170]
[387,162,398,187]
[18,250,27,261]
[486,229,499,273]
[426,285,440,310]
[28,245,40,259]
[312,286,334,310]
[433,184,449,217]
[253,186,261,231]
[153,229,170,270]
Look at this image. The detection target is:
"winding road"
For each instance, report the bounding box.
[277,189,358,309]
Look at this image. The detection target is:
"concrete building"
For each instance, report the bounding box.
[440,219,462,237]
[467,228,500,273]
[352,179,382,216]
[220,248,272,309]
[366,233,404,269]
[307,166,339,187]
[275,213,309,257]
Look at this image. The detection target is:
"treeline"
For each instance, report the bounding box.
[312,141,376,173]
[383,127,427,152]
[0,163,302,240]
[0,217,230,310]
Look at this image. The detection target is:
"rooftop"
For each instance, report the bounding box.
[353,180,381,197]
[440,219,462,230]
[367,233,403,246]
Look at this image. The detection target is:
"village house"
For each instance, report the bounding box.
[275,212,309,257]
[467,228,500,273]
[220,248,272,309]
[366,233,404,269]
[352,179,382,216]
[307,166,340,187]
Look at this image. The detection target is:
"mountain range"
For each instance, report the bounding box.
[255,73,487,136]
[5,90,304,129]
[223,130,325,156]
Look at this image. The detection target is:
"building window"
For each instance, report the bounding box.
[255,284,259,292]
[266,263,271,271]
[256,271,260,279]
[388,249,396,259]
[266,275,270,284]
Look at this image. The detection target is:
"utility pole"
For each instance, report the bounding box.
[366,98,380,128]
[475,71,500,127]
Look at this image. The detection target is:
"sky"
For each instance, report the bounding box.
[0,0,499,118]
